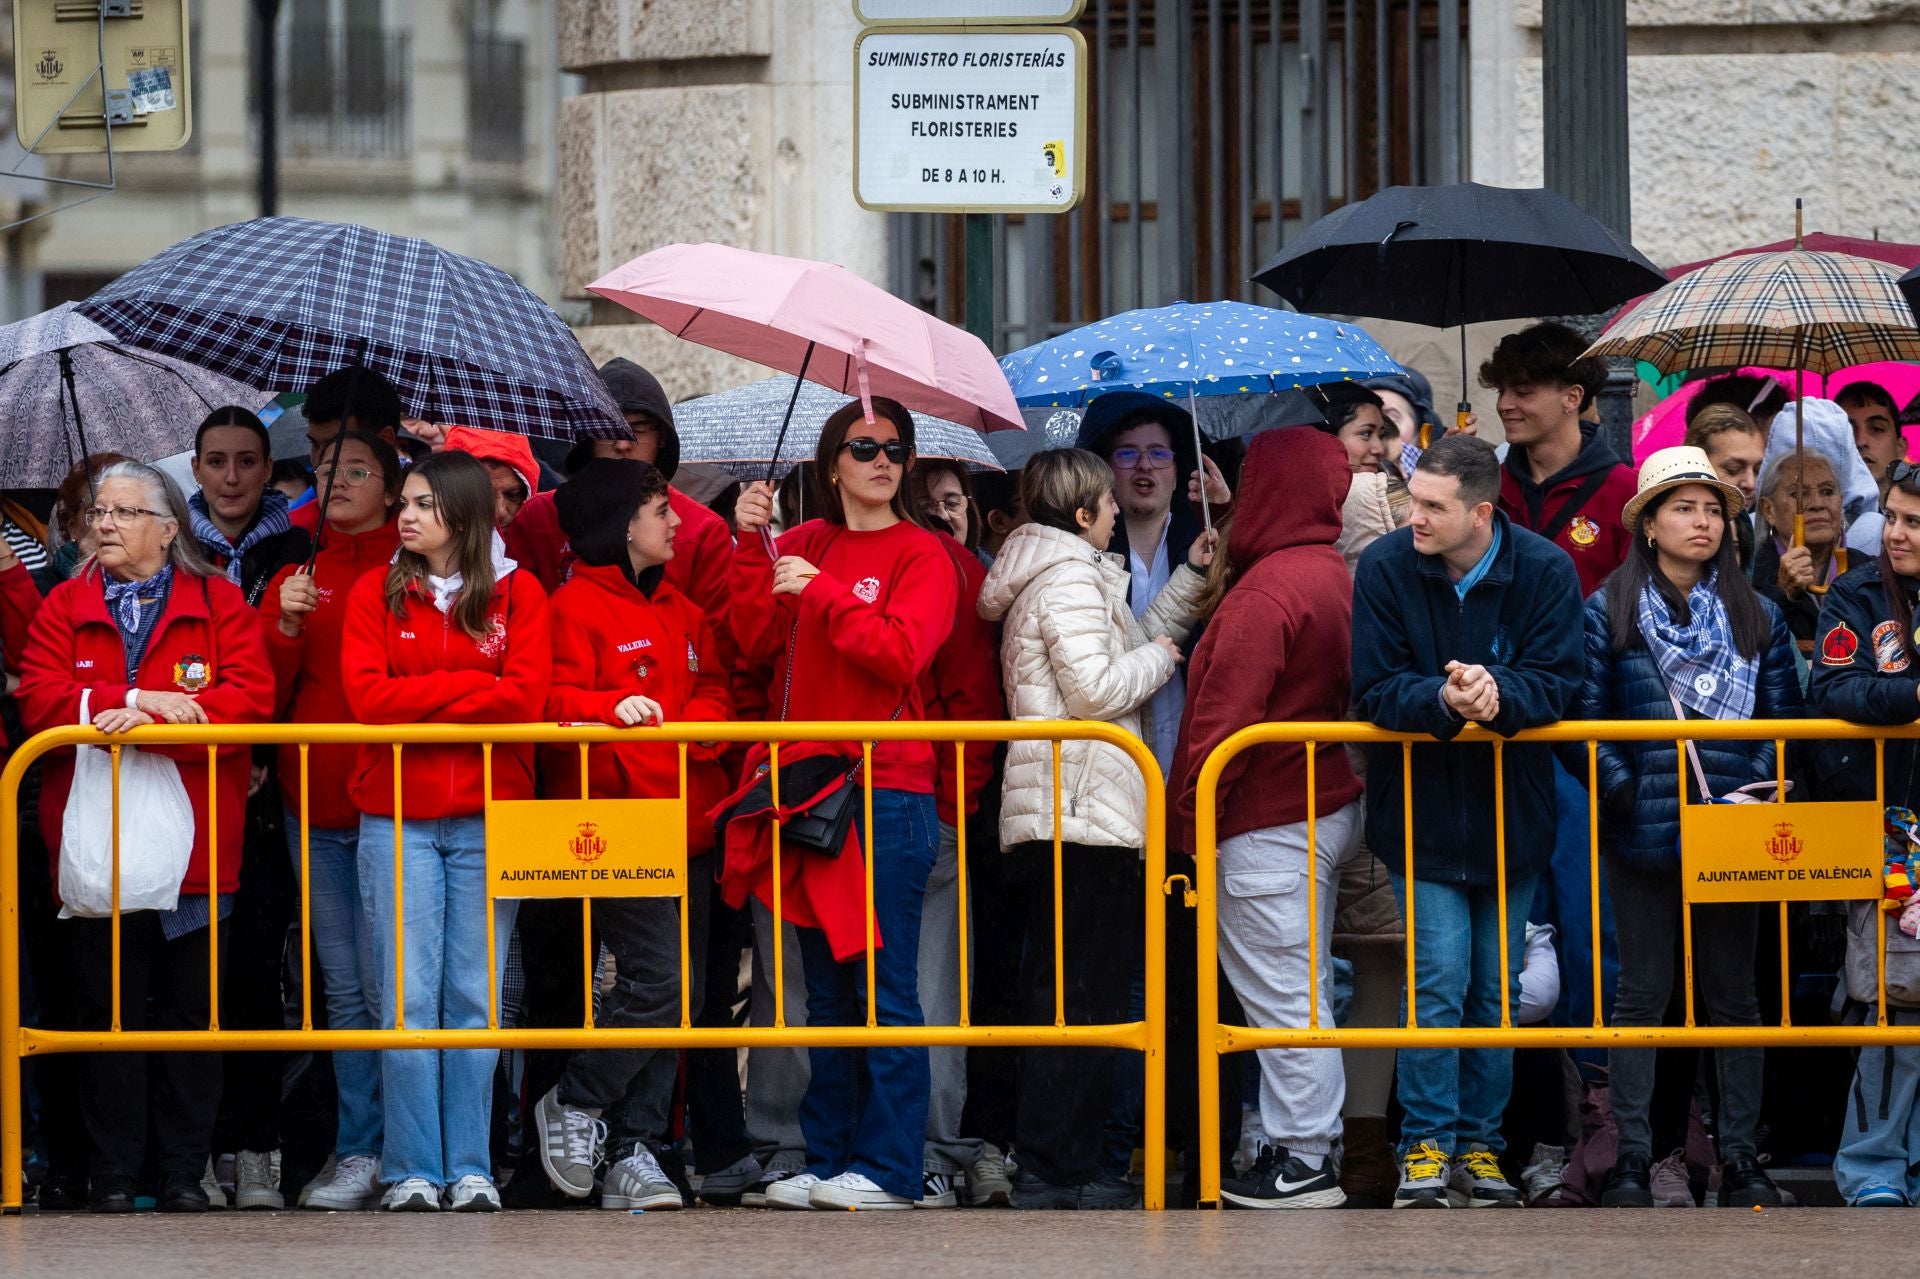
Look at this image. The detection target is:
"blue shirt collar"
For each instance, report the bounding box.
[1453,520,1504,601]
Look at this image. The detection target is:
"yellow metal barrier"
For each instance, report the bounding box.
[1192,718,1912,1208]
[0,719,1170,1212]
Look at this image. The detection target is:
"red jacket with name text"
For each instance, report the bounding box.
[17,567,276,898]
[541,561,732,854]
[339,566,552,819]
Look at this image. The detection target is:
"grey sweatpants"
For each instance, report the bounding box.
[747,898,810,1171]
[1215,801,1363,1158]
[922,823,984,1175]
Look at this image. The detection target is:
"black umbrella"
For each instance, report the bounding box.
[1251,182,1666,442]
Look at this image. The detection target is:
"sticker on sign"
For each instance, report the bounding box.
[854,0,1087,22]
[855,27,1086,213]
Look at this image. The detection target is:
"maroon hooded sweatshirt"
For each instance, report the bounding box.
[1172,427,1364,854]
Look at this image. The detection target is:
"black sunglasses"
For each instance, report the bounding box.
[839,438,908,465]
[1891,460,1919,488]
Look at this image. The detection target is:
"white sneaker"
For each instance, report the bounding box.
[764,1171,823,1210]
[810,1171,915,1211]
[1519,1143,1568,1207]
[296,1154,335,1208]
[233,1150,284,1210]
[304,1154,383,1211]
[381,1177,441,1212]
[446,1175,502,1213]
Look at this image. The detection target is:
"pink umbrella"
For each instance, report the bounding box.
[587,243,1025,446]
[1630,361,1920,463]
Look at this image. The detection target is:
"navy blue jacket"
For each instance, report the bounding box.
[1806,562,1920,805]
[1351,513,1584,887]
[1578,589,1803,872]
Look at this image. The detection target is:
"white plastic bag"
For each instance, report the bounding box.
[57,689,195,919]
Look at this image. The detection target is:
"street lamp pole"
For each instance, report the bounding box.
[254,0,283,217]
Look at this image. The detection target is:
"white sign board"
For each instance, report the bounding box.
[854,1,1086,22]
[855,27,1086,213]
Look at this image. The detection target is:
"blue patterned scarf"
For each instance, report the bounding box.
[189,487,291,587]
[102,563,174,681]
[1637,569,1756,721]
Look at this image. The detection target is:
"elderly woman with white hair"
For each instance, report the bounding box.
[1753,447,1846,654]
[15,459,276,1214]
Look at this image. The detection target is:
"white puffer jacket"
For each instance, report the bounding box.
[978,521,1206,850]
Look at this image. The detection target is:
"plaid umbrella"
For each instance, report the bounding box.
[1586,250,1920,375]
[76,217,626,441]
[0,304,278,488]
[672,377,1003,480]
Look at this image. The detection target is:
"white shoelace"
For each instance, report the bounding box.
[563,1109,608,1163]
[335,1155,378,1182]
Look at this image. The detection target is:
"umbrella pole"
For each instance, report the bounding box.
[762,341,817,559]
[1451,323,1470,449]
[301,347,368,573]
[58,348,97,507]
[1186,385,1212,532]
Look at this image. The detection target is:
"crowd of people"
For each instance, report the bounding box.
[9,324,1920,1217]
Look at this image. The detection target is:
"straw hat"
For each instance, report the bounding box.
[1620,445,1745,530]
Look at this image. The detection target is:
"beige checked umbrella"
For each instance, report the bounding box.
[1586,239,1920,577]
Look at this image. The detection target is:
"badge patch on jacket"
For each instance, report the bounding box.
[1490,625,1514,666]
[476,617,508,660]
[1820,622,1859,667]
[852,576,882,604]
[687,640,699,673]
[1874,620,1912,673]
[173,655,211,691]
[1568,516,1599,547]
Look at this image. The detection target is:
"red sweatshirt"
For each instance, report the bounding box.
[339,565,552,819]
[505,486,737,684]
[919,538,1003,827]
[1172,428,1364,853]
[17,568,277,898]
[542,561,732,853]
[258,521,401,828]
[729,517,957,794]
[0,560,42,754]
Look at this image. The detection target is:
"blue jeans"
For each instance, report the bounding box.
[1837,1012,1920,1202]
[795,789,938,1200]
[285,812,383,1160]
[1387,871,1537,1157]
[358,814,518,1187]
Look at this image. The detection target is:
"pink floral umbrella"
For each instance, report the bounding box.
[1629,361,1920,464]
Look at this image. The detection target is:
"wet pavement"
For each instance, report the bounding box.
[0,1206,1887,1277]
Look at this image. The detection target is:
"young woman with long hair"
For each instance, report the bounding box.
[726,397,957,1211]
[1578,447,1802,1210]
[339,449,552,1212]
[257,429,403,1210]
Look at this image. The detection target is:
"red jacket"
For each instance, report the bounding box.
[919,538,1002,827]
[505,486,737,683]
[542,562,732,853]
[1172,429,1364,853]
[259,521,401,828]
[17,567,276,898]
[291,500,321,535]
[1497,425,1638,599]
[339,565,552,819]
[729,518,956,794]
[0,560,42,754]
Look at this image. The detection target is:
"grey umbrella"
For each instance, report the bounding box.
[672,377,1003,480]
[0,303,278,488]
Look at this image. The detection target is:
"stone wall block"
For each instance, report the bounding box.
[630,0,772,61]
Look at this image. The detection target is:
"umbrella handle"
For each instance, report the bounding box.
[1793,513,1840,597]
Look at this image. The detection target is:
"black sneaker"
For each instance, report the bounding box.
[1717,1154,1782,1208]
[158,1176,212,1213]
[1077,1173,1138,1210]
[1601,1152,1654,1208]
[1221,1145,1347,1210]
[1009,1168,1079,1210]
[88,1176,136,1215]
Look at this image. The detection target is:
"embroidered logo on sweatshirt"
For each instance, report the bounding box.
[476,618,508,659]
[852,576,882,604]
[617,638,654,654]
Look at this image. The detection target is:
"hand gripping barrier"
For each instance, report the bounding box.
[1191,718,1917,1209]
[0,719,1171,1211]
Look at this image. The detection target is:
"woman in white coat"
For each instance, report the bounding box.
[977,446,1214,1209]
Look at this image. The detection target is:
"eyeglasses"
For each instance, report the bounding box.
[315,465,379,488]
[82,505,167,528]
[1891,460,1919,488]
[840,438,908,465]
[1111,446,1176,471]
[925,495,968,516]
